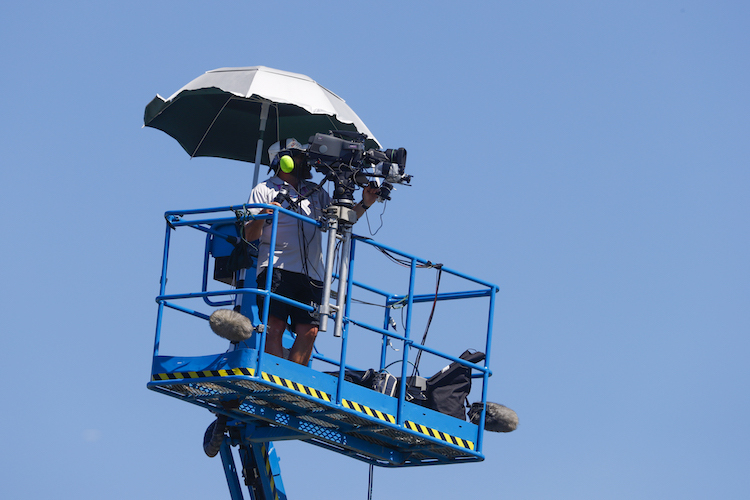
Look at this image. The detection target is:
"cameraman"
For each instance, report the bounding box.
[244,138,379,366]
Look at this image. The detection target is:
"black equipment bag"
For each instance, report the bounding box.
[212,222,258,285]
[425,350,485,420]
[325,369,375,387]
[325,368,398,397]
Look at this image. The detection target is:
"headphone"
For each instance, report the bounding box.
[277,152,295,173]
[270,138,309,175]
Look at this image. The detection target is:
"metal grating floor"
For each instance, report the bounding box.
[149,372,482,467]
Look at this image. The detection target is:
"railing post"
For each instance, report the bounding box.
[255,208,279,374]
[153,219,174,358]
[475,285,499,452]
[396,258,417,425]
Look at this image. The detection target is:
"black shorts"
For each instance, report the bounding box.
[256,268,323,328]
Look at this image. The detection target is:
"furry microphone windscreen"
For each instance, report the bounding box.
[469,402,519,433]
[209,309,254,343]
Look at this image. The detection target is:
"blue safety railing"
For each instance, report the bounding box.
[151,203,499,456]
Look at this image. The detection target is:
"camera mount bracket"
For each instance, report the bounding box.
[326,205,357,224]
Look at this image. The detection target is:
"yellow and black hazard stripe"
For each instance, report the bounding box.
[258,373,396,425]
[341,399,397,425]
[152,368,474,451]
[404,420,475,451]
[260,443,280,500]
[260,371,332,403]
[151,367,254,381]
[257,373,397,426]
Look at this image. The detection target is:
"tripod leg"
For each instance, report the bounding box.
[333,224,352,338]
[319,216,339,332]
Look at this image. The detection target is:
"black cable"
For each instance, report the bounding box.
[350,297,389,308]
[374,246,441,270]
[268,180,322,321]
[278,177,323,288]
[368,464,374,500]
[410,265,443,381]
[364,199,387,236]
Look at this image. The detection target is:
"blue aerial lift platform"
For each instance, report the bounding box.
[147,203,501,499]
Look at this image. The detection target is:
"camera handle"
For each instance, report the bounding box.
[318,205,357,337]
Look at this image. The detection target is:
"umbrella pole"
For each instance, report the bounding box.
[252,100,271,187]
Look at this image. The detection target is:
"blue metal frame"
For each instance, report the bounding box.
[149,204,500,478]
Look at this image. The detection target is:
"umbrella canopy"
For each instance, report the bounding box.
[144,66,380,183]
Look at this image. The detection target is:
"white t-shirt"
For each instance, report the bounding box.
[247,176,331,280]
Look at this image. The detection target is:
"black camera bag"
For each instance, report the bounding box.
[425,350,485,420]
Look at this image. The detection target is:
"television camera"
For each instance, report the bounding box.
[274,132,411,335]
[305,131,411,207]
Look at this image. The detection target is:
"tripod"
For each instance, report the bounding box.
[318,204,357,337]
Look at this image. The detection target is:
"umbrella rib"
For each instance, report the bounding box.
[273,103,279,144]
[324,114,337,132]
[191,95,234,158]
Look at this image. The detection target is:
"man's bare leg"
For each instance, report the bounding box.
[288,323,318,366]
[264,316,286,358]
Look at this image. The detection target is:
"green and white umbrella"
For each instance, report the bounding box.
[144,66,380,184]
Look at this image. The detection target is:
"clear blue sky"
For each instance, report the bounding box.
[1,1,748,498]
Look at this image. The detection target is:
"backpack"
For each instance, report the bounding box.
[425,350,486,420]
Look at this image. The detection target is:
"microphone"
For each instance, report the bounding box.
[209,309,253,343]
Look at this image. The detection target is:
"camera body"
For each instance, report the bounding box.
[306,131,411,207]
